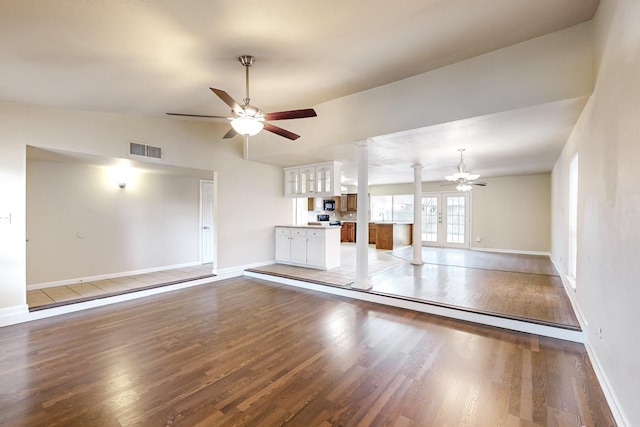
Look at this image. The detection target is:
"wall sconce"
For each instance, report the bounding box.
[112,162,134,190]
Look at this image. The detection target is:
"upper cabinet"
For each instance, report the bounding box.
[284,161,342,198]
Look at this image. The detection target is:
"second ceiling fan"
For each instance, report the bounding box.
[443,149,487,191]
[167,55,317,141]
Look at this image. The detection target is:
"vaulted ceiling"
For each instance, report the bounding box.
[1,0,599,185]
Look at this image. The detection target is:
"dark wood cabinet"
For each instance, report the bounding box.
[368,223,377,244]
[341,222,356,243]
[375,223,412,250]
[346,194,357,211]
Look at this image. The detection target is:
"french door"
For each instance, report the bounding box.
[421,192,470,248]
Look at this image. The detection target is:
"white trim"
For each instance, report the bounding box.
[244,271,584,343]
[2,277,220,327]
[471,247,551,257]
[215,260,274,281]
[550,254,629,426]
[27,261,202,290]
[0,304,29,321]
[550,254,587,330]
[585,341,631,427]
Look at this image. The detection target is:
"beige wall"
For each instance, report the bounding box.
[0,102,292,311]
[369,173,551,253]
[26,151,208,285]
[552,0,640,424]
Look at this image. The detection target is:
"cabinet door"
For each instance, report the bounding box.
[299,166,316,195]
[275,228,291,261]
[290,229,308,264]
[315,164,332,195]
[347,194,357,211]
[284,168,300,197]
[306,230,325,267]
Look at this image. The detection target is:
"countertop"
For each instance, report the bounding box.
[275,225,341,229]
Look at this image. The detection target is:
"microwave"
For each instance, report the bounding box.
[323,199,336,211]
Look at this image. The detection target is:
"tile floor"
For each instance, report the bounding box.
[246,243,403,286]
[27,264,215,310]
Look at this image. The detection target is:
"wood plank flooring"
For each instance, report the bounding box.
[0,277,614,426]
[250,245,580,330]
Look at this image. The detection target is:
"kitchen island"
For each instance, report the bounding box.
[370,222,413,250]
[275,225,341,270]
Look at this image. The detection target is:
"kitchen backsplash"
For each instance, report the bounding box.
[307,210,358,222]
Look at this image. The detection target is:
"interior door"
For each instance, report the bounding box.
[200,180,215,264]
[421,192,470,248]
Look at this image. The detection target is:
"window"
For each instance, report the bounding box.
[370,195,414,222]
[568,154,578,288]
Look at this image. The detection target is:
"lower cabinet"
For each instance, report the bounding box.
[275,226,341,270]
[341,222,356,243]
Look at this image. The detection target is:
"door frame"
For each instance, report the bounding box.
[421,191,472,249]
[199,177,217,271]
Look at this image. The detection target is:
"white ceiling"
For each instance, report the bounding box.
[1,0,599,185]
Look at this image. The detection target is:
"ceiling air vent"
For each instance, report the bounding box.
[129,142,162,159]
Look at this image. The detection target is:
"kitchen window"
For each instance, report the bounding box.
[370,195,414,222]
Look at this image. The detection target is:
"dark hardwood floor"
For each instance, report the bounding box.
[0,276,614,426]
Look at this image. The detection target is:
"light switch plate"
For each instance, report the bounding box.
[0,213,11,224]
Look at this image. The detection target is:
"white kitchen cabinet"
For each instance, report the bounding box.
[290,228,308,265]
[274,226,340,270]
[283,161,341,198]
[305,229,326,268]
[275,227,292,260]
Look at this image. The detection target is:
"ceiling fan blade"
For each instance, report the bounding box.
[264,123,300,140]
[468,181,487,186]
[166,112,228,119]
[264,108,317,121]
[210,88,242,112]
[223,128,237,139]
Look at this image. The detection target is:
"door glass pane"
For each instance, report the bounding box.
[446,196,465,244]
[421,197,438,242]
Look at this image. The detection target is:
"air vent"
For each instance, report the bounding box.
[145,145,162,159]
[129,142,162,159]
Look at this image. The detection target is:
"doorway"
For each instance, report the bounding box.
[200,179,215,265]
[421,192,470,248]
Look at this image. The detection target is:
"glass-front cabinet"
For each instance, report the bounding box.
[283,161,341,198]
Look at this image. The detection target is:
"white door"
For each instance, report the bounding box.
[421,192,470,248]
[200,180,215,264]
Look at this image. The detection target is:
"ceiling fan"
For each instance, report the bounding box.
[167,55,317,158]
[443,149,487,191]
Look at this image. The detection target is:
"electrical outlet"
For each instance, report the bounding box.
[475,236,481,242]
[596,324,603,339]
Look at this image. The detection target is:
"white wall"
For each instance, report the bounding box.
[551,0,640,425]
[26,152,205,284]
[0,102,292,311]
[369,173,551,253]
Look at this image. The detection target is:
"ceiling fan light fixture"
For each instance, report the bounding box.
[231,117,264,136]
[456,183,472,192]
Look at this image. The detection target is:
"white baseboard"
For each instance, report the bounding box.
[585,340,631,427]
[549,254,630,427]
[2,260,274,328]
[471,247,551,256]
[27,261,203,290]
[0,304,29,326]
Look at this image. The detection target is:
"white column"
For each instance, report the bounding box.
[354,139,371,289]
[411,164,424,265]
